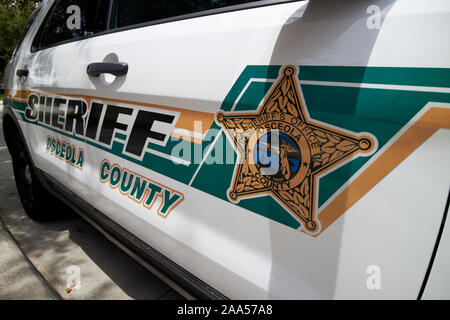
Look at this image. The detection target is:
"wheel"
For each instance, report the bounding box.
[10,133,55,221]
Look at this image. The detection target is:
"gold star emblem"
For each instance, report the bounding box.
[217,65,376,234]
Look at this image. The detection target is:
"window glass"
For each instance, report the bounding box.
[33,0,109,51]
[12,7,41,57]
[111,0,263,29]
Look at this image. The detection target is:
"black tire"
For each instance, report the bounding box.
[10,133,55,221]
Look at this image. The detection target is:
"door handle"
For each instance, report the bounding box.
[86,62,128,77]
[16,69,29,77]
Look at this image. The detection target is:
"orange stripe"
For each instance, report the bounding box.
[5,89,29,100]
[317,107,450,234]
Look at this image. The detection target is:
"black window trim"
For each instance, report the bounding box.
[31,0,303,53]
[12,5,42,57]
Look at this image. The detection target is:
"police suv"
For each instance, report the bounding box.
[2,0,450,299]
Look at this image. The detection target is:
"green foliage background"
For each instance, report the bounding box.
[0,0,41,74]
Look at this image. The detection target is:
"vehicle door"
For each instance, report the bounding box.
[12,0,110,201]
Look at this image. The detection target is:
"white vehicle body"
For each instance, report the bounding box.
[3,0,450,299]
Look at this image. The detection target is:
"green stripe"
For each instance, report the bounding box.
[195,65,450,231]
[302,84,450,207]
[299,66,450,88]
[4,99,27,112]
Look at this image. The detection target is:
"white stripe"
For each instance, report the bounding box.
[232,78,273,111]
[299,80,450,93]
[5,96,28,102]
[188,128,223,186]
[172,128,206,140]
[146,148,190,166]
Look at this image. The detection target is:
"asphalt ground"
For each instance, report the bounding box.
[0,101,184,300]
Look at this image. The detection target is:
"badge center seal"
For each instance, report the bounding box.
[246,113,317,192]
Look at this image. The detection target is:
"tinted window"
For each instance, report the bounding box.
[12,7,41,57]
[111,0,262,28]
[33,0,109,51]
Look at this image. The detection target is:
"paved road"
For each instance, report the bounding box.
[0,101,183,300]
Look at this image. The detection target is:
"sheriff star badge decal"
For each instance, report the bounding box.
[216,65,376,235]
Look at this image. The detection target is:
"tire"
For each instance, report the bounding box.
[10,133,55,221]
